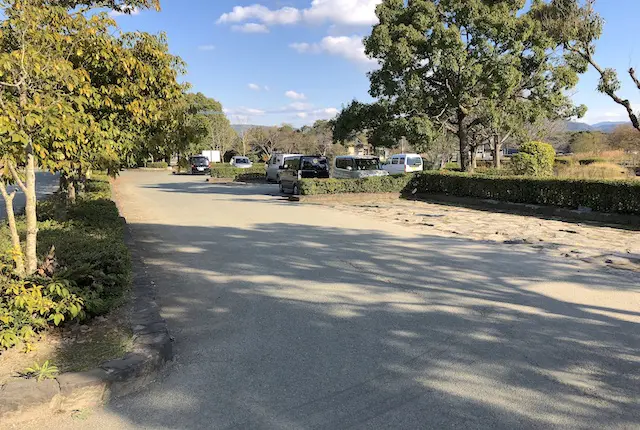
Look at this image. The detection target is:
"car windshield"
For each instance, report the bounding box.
[235,158,250,164]
[355,158,381,170]
[301,157,327,170]
[191,157,208,166]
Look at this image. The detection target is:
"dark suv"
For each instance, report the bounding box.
[279,155,329,194]
[189,156,211,175]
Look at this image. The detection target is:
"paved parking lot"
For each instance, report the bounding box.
[34,171,640,429]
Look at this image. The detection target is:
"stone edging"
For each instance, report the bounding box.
[0,219,172,424]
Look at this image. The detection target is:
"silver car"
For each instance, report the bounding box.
[332,156,390,179]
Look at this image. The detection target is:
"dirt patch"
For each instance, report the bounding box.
[0,306,132,385]
[308,194,640,271]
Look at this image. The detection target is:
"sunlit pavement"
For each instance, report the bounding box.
[30,170,640,430]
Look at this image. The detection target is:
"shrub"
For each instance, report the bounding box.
[406,171,640,214]
[511,141,555,177]
[473,167,515,177]
[299,171,640,214]
[300,175,413,195]
[210,164,265,179]
[1,175,130,351]
[235,172,266,182]
[145,161,168,169]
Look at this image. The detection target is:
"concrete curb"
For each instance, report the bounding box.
[0,219,172,424]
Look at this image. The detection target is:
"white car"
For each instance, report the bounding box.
[382,153,424,174]
[332,156,389,179]
[230,156,253,169]
[266,153,302,183]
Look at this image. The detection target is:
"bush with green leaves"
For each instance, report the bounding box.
[210,164,266,179]
[300,171,640,215]
[511,141,556,177]
[299,175,413,195]
[1,175,131,351]
[145,161,169,169]
[407,171,640,215]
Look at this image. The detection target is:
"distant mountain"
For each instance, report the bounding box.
[564,121,630,133]
[591,121,629,133]
[565,122,594,132]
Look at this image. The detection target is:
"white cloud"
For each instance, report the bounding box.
[198,45,216,51]
[248,83,261,91]
[285,90,307,100]
[218,5,301,25]
[224,104,338,125]
[217,1,381,28]
[287,102,313,111]
[232,23,270,33]
[109,6,140,17]
[264,86,270,91]
[302,0,381,26]
[225,107,266,116]
[290,36,376,66]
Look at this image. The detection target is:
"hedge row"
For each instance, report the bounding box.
[299,175,413,195]
[210,164,265,178]
[299,171,640,215]
[145,161,168,169]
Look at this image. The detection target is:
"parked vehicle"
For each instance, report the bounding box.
[279,156,330,194]
[382,153,424,174]
[230,156,253,169]
[332,156,389,179]
[189,155,211,175]
[266,153,303,183]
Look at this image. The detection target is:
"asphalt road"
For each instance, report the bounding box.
[0,172,59,219]
[35,171,640,429]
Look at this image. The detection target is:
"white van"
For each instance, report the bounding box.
[382,153,424,174]
[333,156,389,179]
[266,153,302,183]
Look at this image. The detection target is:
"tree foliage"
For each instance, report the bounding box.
[535,0,640,132]
[334,0,586,171]
[0,0,184,275]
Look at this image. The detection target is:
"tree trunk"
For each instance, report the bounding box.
[67,180,76,205]
[457,110,470,171]
[0,182,25,277]
[24,150,38,275]
[493,135,501,168]
[470,146,477,171]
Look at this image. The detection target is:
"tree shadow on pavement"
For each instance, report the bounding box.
[102,221,639,430]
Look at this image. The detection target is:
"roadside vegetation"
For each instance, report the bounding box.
[0,0,221,356]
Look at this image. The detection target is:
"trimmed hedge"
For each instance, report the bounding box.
[145,161,168,169]
[210,164,265,179]
[300,171,640,215]
[299,175,413,195]
[236,172,266,182]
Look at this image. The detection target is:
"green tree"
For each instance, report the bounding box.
[535,0,640,132]
[335,0,585,171]
[570,131,609,154]
[0,0,178,275]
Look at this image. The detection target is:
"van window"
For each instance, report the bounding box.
[407,156,422,166]
[399,157,406,164]
[336,158,352,169]
[392,158,399,165]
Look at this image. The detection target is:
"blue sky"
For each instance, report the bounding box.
[112,0,640,127]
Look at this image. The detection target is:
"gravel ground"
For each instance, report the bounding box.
[306,193,640,272]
